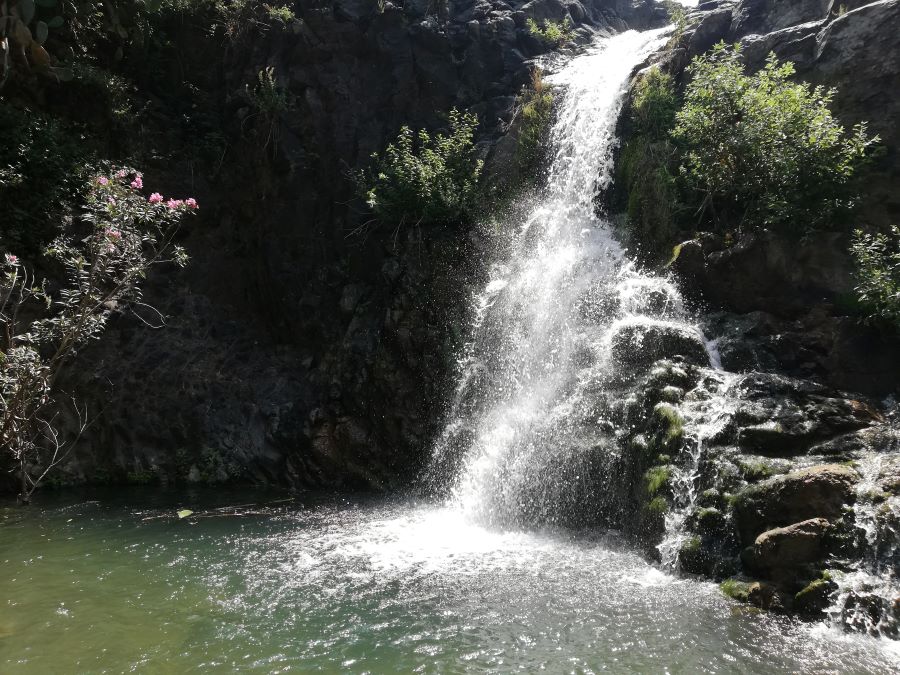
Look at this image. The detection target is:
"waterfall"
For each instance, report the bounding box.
[428,28,712,530]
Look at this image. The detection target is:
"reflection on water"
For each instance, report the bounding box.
[1,490,897,673]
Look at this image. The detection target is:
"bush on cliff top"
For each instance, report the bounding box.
[358,108,484,226]
[673,43,877,233]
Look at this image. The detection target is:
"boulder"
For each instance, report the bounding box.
[741,517,831,573]
[733,464,858,544]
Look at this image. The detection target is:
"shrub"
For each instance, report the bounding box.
[526,17,573,46]
[673,43,878,232]
[245,66,291,149]
[663,0,688,40]
[515,68,554,178]
[359,108,483,226]
[1,169,194,501]
[850,225,900,328]
[263,3,295,23]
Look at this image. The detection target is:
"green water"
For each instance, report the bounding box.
[1,489,898,673]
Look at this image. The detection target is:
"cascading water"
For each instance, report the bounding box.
[428,28,715,532]
[828,450,900,636]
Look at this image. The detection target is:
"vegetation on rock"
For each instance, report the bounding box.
[850,225,900,328]
[515,67,554,179]
[617,43,878,263]
[526,17,573,47]
[674,44,876,233]
[358,108,484,226]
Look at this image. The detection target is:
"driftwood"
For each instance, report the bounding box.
[140,498,297,521]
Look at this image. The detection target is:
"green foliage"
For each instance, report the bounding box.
[646,495,669,515]
[245,66,291,150]
[526,16,573,46]
[850,226,900,328]
[617,68,681,260]
[263,3,295,23]
[0,104,96,254]
[653,402,684,444]
[645,465,671,496]
[515,67,554,179]
[673,43,878,232]
[632,68,677,139]
[738,458,776,482]
[663,0,687,39]
[359,108,484,226]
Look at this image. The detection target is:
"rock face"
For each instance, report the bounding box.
[47,0,662,491]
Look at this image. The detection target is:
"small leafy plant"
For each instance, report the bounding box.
[358,108,483,226]
[245,66,291,149]
[526,16,573,47]
[850,226,900,328]
[1,169,195,501]
[515,67,554,177]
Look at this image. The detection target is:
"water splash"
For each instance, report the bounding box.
[656,371,738,570]
[827,451,900,637]
[428,28,720,530]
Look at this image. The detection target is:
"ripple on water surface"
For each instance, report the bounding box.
[1,494,898,673]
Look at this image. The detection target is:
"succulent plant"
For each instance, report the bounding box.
[0,0,64,86]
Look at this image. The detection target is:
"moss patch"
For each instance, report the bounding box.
[720,578,752,603]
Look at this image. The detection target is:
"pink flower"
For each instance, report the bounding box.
[130,175,143,190]
[106,228,122,240]
[5,253,18,265]
[114,169,127,179]
[148,192,163,204]
[97,176,109,186]
[165,199,184,209]
[184,198,199,210]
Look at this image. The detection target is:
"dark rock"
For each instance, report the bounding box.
[729,372,876,455]
[794,576,838,615]
[609,319,711,376]
[730,0,830,36]
[747,580,789,611]
[733,464,858,544]
[688,8,733,54]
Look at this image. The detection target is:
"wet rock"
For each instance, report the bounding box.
[730,372,875,455]
[742,517,831,573]
[733,464,858,544]
[747,580,788,611]
[609,320,710,376]
[794,576,837,615]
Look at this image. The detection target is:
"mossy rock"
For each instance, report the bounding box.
[794,577,837,615]
[720,578,753,603]
[644,465,672,496]
[689,506,727,536]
